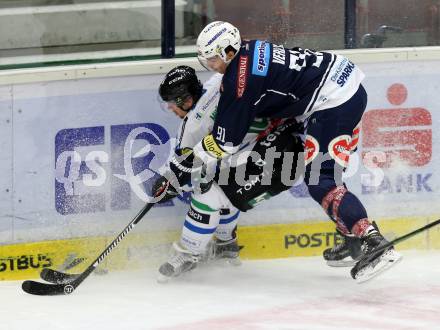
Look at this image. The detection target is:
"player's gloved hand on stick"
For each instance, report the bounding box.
[152,148,203,203]
[151,175,179,203]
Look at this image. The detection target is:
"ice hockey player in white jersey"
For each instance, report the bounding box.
[153,65,302,281]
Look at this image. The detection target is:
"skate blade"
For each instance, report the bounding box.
[211,256,242,266]
[326,258,357,267]
[355,250,402,284]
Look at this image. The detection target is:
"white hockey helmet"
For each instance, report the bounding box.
[196,21,241,69]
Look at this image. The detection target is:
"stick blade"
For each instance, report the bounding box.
[40,268,79,284]
[22,280,75,296]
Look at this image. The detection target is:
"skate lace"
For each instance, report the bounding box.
[169,252,198,268]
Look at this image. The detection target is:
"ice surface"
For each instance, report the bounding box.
[1,250,439,330]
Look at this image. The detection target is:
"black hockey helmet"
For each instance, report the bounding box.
[158,65,203,109]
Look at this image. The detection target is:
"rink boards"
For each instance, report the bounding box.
[1,47,440,280]
[1,215,439,280]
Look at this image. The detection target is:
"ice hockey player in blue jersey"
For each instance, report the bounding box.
[165,21,402,283]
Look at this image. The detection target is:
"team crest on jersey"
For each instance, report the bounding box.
[328,135,352,167]
[304,135,319,165]
[237,56,248,98]
[252,40,270,76]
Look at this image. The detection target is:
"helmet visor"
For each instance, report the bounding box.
[157,93,192,114]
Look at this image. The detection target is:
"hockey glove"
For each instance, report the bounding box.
[151,175,179,203]
[168,148,200,187]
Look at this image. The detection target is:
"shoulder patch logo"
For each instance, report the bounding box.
[252,40,270,76]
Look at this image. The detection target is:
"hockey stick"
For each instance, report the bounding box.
[361,218,440,264]
[40,268,79,284]
[22,202,155,295]
[38,255,86,284]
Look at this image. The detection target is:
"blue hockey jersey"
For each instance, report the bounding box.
[195,39,364,159]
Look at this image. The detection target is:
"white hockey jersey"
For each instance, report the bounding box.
[175,73,272,154]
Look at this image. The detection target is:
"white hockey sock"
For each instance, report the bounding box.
[215,208,240,241]
[180,197,220,255]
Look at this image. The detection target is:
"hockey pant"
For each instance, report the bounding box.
[219,119,303,211]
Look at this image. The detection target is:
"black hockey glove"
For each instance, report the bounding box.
[152,148,212,202]
[168,148,199,187]
[169,148,213,194]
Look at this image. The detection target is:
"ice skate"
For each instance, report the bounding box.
[323,232,363,267]
[212,238,242,266]
[351,229,402,283]
[157,242,199,283]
